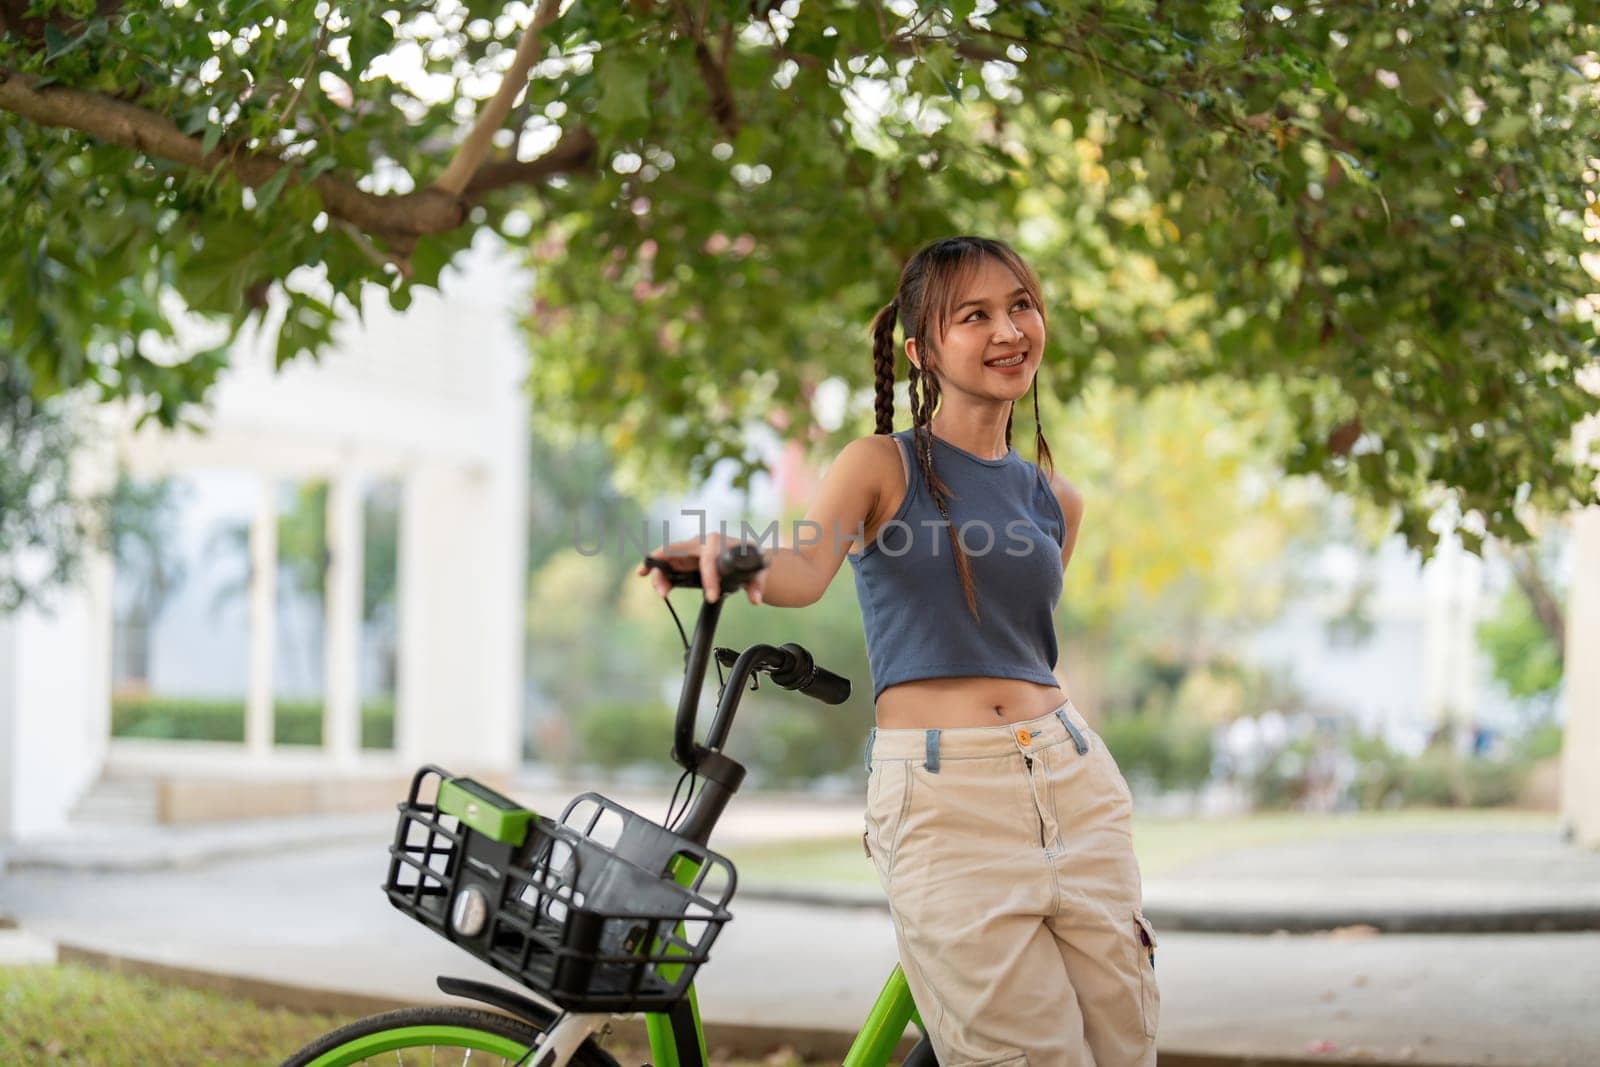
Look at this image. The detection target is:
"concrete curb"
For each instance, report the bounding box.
[733,883,1600,935]
[48,942,1487,1067]
[1137,903,1600,935]
[1,819,389,875]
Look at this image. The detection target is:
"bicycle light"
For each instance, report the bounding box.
[452,885,490,937]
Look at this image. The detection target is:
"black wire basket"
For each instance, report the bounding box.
[384,765,737,1012]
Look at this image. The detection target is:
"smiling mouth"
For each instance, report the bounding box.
[985,351,1027,367]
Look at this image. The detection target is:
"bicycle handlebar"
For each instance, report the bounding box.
[641,541,766,595]
[765,643,852,706]
[640,544,852,774]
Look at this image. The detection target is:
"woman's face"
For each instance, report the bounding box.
[907,256,1045,405]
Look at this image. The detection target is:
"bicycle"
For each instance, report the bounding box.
[281,543,937,1067]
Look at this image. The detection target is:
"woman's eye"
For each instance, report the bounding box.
[964,300,1031,323]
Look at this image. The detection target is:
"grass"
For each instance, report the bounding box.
[0,964,814,1066]
[0,963,346,1066]
[724,807,1562,887]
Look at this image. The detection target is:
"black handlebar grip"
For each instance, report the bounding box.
[643,541,768,592]
[802,666,852,705]
[770,642,852,705]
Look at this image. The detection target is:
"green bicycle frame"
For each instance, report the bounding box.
[640,858,925,1067]
[642,965,922,1067]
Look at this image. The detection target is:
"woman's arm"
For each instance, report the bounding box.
[1049,470,1085,572]
[639,435,890,606]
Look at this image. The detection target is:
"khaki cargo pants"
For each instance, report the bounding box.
[862,699,1159,1067]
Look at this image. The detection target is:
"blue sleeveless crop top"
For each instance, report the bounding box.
[846,427,1067,702]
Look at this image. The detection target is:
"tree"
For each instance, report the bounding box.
[4,0,1597,591]
[1044,376,1322,716]
[203,479,403,692]
[1477,534,1566,711]
[107,471,187,683]
[0,358,82,612]
[526,427,648,600]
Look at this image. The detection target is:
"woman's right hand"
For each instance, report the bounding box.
[638,531,768,605]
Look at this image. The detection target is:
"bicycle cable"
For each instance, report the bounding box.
[660,592,724,831]
[665,765,697,831]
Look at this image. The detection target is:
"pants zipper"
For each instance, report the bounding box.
[1024,754,1046,848]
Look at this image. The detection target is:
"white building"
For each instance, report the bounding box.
[0,236,529,840]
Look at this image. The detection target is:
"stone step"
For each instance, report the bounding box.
[68,777,161,825]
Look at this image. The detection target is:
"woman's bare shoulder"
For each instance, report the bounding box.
[832,431,905,473]
[818,433,907,533]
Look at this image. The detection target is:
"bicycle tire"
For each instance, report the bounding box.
[279,1003,623,1067]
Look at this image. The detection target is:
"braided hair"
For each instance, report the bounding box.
[869,236,1056,623]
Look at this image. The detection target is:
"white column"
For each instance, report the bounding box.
[395,468,426,765]
[1561,363,1600,847]
[394,461,523,772]
[1563,507,1600,847]
[0,617,16,844]
[324,473,365,765]
[246,477,277,756]
[1422,532,1480,736]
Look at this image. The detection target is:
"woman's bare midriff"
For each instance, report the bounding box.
[874,675,1069,730]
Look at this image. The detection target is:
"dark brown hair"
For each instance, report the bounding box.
[870,236,1056,623]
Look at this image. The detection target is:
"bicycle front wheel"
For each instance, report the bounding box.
[280,1004,622,1067]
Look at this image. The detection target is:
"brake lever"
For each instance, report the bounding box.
[714,647,759,690]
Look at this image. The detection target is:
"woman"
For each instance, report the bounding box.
[640,236,1158,1067]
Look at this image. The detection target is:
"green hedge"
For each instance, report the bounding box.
[112,695,396,749]
[1251,733,1531,810]
[569,700,677,770]
[1097,713,1215,793]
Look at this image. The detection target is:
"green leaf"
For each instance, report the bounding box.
[43,26,74,62]
[254,167,292,212]
[595,54,649,126]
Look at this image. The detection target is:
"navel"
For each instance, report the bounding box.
[993,705,1004,717]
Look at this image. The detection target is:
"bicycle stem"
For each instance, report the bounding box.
[667,597,792,849]
[670,597,725,771]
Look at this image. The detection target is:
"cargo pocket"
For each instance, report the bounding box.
[1133,909,1160,1039]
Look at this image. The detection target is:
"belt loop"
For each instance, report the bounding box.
[863,726,877,772]
[1056,707,1089,755]
[924,729,941,773]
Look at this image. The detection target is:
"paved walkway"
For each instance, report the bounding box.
[3,785,1599,1066]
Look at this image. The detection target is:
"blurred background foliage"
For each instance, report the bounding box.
[5,2,1592,809]
[4,0,1599,615]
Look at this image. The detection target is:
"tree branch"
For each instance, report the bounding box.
[672,0,739,138]
[0,0,121,47]
[0,71,596,237]
[963,27,1265,139]
[274,9,332,132]
[1508,544,1567,656]
[889,31,1008,64]
[461,125,599,197]
[431,0,563,197]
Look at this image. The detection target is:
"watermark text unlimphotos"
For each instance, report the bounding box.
[574,509,1042,560]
